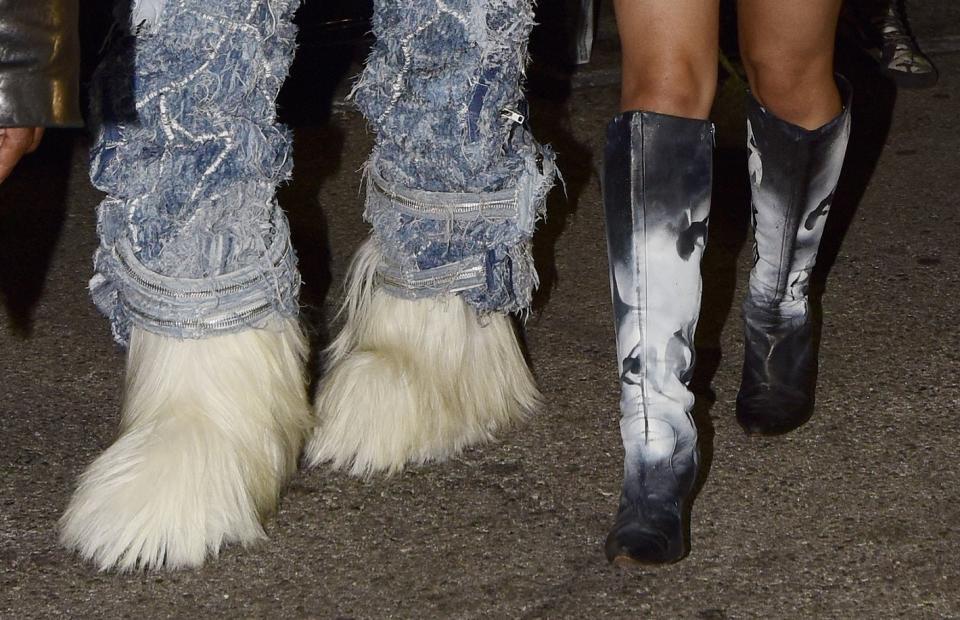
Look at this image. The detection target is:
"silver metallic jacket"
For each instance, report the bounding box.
[0,0,82,127]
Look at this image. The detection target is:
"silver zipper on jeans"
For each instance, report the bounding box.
[371,175,517,218]
[378,263,485,292]
[115,243,289,300]
[123,297,276,331]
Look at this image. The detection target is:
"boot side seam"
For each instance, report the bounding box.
[634,114,650,442]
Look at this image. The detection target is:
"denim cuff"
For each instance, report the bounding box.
[91,202,300,345]
[355,0,556,315]
[86,0,301,346]
[365,143,555,315]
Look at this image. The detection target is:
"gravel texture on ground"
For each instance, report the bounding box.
[1,4,958,618]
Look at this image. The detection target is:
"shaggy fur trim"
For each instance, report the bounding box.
[60,318,310,571]
[306,238,540,477]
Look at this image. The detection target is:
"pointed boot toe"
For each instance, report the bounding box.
[604,508,686,566]
[736,385,812,435]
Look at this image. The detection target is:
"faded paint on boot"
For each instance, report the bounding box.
[602,111,713,564]
[738,76,852,435]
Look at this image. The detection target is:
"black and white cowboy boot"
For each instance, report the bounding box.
[737,77,852,436]
[602,112,713,565]
[875,1,938,88]
[846,0,938,89]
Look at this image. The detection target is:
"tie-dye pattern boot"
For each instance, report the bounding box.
[601,112,713,565]
[737,78,852,436]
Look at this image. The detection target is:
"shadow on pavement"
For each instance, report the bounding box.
[0,131,76,334]
[277,7,369,388]
[806,37,897,418]
[815,40,898,297]
[527,0,598,314]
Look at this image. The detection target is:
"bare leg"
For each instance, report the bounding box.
[613,0,720,117]
[738,0,843,129]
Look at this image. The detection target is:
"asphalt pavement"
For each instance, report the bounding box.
[1,4,959,618]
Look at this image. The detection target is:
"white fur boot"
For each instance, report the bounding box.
[60,318,311,571]
[306,239,540,477]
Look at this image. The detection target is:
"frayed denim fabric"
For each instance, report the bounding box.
[88,0,301,346]
[354,0,557,314]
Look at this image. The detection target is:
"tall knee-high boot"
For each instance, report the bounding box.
[602,112,713,565]
[736,78,852,435]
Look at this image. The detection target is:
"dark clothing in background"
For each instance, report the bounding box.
[0,0,82,127]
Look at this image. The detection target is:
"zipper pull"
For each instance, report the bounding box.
[500,108,526,126]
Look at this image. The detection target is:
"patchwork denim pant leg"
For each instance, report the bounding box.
[88,0,301,346]
[355,0,557,315]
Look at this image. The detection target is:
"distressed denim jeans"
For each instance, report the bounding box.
[89,0,553,346]
[355,0,556,315]
[89,0,301,346]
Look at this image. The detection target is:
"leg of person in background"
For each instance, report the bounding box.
[847,0,939,88]
[602,0,718,566]
[60,0,311,570]
[876,0,938,88]
[735,0,852,434]
[306,0,556,476]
